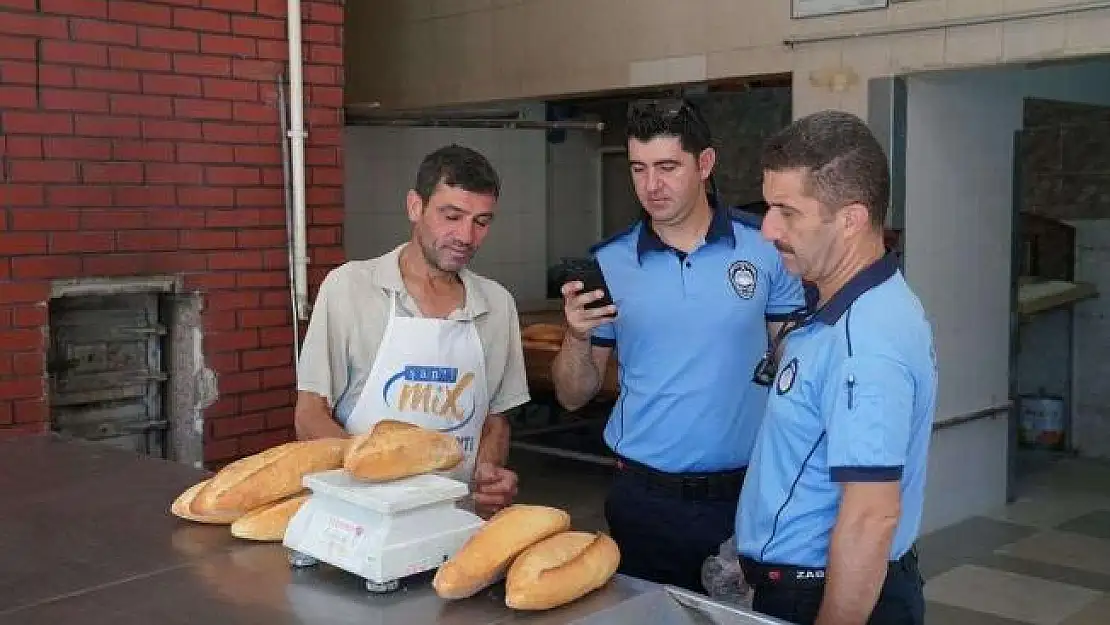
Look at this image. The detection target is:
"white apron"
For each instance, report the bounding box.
[344,291,490,483]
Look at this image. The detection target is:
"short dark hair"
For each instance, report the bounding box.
[625,98,714,156]
[760,110,890,228]
[413,144,501,204]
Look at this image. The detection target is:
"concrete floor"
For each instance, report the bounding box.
[510,434,1110,625]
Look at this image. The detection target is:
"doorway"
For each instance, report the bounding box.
[876,57,1110,534]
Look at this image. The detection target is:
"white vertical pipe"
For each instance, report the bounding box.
[286,0,310,321]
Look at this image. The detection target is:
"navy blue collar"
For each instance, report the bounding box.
[636,195,736,261]
[808,251,900,325]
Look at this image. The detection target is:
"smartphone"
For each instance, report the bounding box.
[566,258,614,310]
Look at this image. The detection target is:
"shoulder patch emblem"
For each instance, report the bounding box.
[728,260,758,300]
[776,358,798,395]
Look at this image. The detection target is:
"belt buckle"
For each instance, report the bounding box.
[681,475,710,500]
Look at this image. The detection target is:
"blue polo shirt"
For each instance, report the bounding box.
[589,205,806,474]
[736,252,938,567]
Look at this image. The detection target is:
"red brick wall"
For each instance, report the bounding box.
[0,0,346,466]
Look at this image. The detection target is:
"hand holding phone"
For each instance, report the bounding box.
[561,258,617,341]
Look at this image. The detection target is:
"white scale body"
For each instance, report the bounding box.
[282,469,485,592]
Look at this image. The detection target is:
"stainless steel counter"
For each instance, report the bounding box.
[0,435,788,625]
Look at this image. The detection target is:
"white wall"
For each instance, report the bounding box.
[343,125,549,303]
[903,58,1110,524]
[921,416,1010,534]
[905,68,1023,423]
[905,59,1110,423]
[546,131,601,266]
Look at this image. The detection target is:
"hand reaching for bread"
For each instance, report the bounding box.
[471,462,518,518]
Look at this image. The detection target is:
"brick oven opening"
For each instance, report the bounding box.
[46,277,212,468]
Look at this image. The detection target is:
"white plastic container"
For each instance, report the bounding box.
[1019,392,1066,450]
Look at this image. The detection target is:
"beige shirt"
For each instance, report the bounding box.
[297,244,531,427]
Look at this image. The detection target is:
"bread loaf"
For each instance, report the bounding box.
[171,479,243,524]
[521,323,565,344]
[505,531,620,610]
[192,438,348,514]
[344,420,463,482]
[432,505,572,599]
[230,492,309,541]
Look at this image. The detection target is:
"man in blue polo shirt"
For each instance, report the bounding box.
[736,110,937,625]
[551,98,806,593]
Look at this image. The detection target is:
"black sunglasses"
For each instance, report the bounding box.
[628,97,686,117]
[626,97,708,129]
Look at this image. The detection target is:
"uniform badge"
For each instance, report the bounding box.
[728,260,758,299]
[776,358,798,395]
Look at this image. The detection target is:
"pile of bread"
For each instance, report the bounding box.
[169,420,467,541]
[169,419,621,611]
[433,503,620,610]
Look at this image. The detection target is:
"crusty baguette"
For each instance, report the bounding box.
[192,438,348,514]
[522,339,561,353]
[505,531,620,610]
[432,505,572,599]
[343,420,463,482]
[230,492,309,541]
[171,478,244,524]
[521,323,565,344]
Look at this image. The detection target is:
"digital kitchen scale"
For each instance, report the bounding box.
[282,469,485,592]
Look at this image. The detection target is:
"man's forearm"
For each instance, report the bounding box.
[294,391,349,440]
[477,413,510,467]
[551,335,601,411]
[816,509,898,625]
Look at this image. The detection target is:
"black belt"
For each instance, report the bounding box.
[615,456,747,502]
[739,547,920,590]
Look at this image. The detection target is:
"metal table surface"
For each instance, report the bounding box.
[0,435,787,625]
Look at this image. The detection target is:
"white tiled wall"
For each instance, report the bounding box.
[343,125,549,303]
[348,1,1110,117]
[546,130,601,266]
[791,8,1110,119]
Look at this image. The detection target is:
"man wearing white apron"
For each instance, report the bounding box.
[293,145,532,518]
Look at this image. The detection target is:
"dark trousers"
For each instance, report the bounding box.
[745,551,925,625]
[603,467,738,594]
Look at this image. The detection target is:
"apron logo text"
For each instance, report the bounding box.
[382,365,477,429]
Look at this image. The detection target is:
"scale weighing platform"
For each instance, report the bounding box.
[282,469,485,592]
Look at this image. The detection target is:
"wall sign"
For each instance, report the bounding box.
[792,0,889,19]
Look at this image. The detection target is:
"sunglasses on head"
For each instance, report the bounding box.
[626,97,714,148]
[626,97,703,126]
[628,97,686,116]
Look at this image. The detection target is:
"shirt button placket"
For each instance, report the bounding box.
[678,254,691,297]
